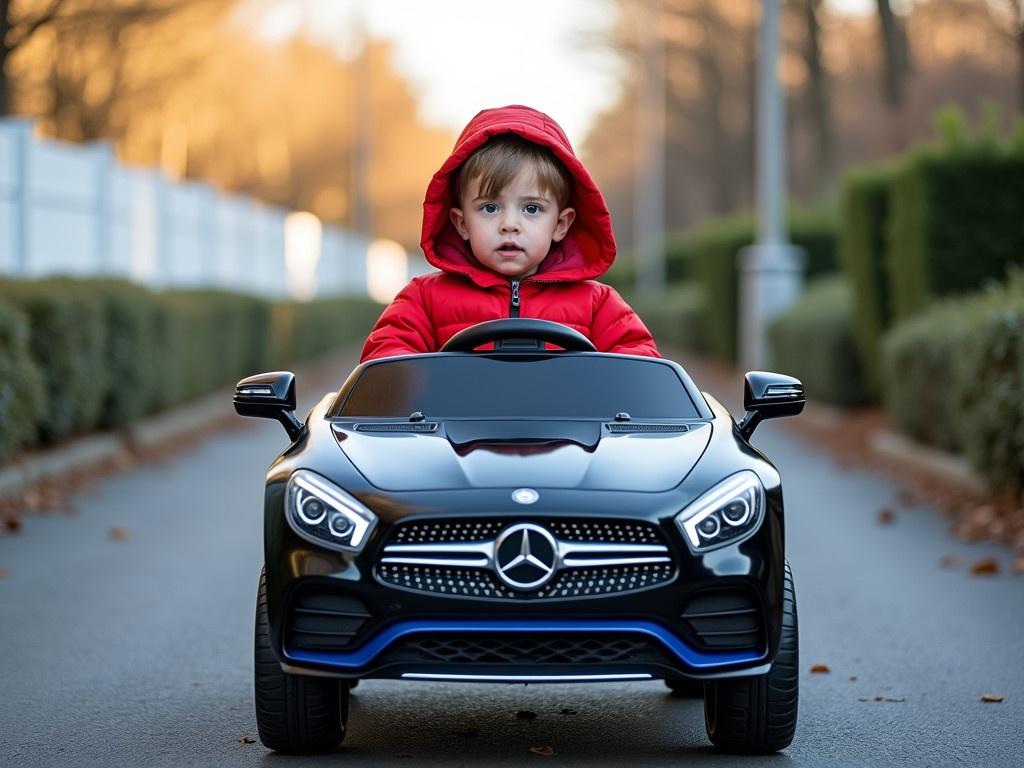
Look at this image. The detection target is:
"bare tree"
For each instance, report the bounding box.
[1011,0,1024,113]
[875,0,912,109]
[801,0,833,199]
[1,0,69,115]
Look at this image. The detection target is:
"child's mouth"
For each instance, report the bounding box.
[497,244,523,256]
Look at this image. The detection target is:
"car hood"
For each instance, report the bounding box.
[331,421,712,492]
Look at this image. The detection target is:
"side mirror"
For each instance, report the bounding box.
[233,371,304,441]
[736,371,805,441]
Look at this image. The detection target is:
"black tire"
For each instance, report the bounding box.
[703,560,798,754]
[254,567,349,753]
[665,679,705,698]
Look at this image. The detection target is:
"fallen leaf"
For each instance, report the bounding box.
[981,694,1004,703]
[109,527,130,542]
[876,507,896,525]
[516,710,537,720]
[874,695,884,702]
[940,555,963,569]
[452,725,479,737]
[0,566,8,579]
[810,664,831,674]
[5,517,22,533]
[848,676,858,682]
[970,557,999,576]
[529,746,555,757]
[1013,558,1024,575]
[559,708,577,715]
[238,736,255,744]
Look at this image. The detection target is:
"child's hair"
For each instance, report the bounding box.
[453,134,573,209]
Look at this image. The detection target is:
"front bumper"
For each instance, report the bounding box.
[262,494,786,683]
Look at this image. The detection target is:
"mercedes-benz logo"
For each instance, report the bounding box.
[493,523,558,590]
[512,488,539,505]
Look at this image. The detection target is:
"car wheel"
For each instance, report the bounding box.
[665,679,704,698]
[703,560,798,754]
[254,567,350,753]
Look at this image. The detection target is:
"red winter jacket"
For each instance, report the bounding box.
[360,105,659,362]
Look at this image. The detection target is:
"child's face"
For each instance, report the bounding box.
[450,167,575,280]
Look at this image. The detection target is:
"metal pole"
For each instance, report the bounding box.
[737,0,805,371]
[634,0,665,299]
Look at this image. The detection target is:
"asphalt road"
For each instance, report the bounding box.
[1,356,1022,767]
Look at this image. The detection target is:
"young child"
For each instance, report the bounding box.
[360,105,658,361]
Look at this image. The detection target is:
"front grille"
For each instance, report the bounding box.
[537,563,675,598]
[287,591,372,651]
[383,633,664,665]
[680,590,763,651]
[376,518,674,600]
[377,564,516,599]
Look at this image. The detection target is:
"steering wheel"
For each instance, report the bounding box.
[440,319,597,353]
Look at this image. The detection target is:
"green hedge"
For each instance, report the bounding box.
[0,279,382,463]
[692,209,838,362]
[887,121,1024,321]
[880,273,1024,490]
[0,300,45,460]
[628,283,707,354]
[604,235,698,294]
[767,276,869,408]
[0,280,107,442]
[838,165,899,395]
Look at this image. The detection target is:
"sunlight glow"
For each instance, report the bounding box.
[366,238,408,303]
[285,211,323,300]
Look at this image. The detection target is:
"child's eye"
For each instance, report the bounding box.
[481,203,499,214]
[523,203,542,215]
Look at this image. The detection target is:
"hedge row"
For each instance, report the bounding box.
[767,276,870,408]
[690,209,838,362]
[838,110,1024,395]
[0,279,381,463]
[880,272,1024,491]
[628,283,707,355]
[607,211,838,362]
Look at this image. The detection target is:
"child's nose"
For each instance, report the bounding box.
[499,214,520,233]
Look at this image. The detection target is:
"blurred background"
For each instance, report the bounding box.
[1,0,1023,501]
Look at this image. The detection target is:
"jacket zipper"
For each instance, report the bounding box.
[509,279,521,318]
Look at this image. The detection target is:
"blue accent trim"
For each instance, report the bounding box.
[284,619,766,671]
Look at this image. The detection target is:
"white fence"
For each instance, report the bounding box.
[0,119,374,299]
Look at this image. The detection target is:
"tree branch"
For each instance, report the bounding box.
[8,0,69,51]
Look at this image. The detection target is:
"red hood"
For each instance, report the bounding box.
[421,105,617,287]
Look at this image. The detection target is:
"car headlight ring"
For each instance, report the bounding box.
[285,470,377,553]
[674,471,765,553]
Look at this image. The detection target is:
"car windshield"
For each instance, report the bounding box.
[331,355,703,420]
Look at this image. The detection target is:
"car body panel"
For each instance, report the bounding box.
[257,351,787,685]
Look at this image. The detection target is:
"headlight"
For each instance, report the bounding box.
[285,470,377,553]
[674,471,765,553]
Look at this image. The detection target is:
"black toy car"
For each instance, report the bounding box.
[234,318,804,755]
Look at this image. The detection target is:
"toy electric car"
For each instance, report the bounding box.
[234,318,804,755]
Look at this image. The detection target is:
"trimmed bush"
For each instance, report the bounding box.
[952,276,1024,490]
[0,300,45,461]
[628,283,707,354]
[603,235,697,295]
[0,280,107,441]
[691,210,839,362]
[767,276,869,408]
[837,165,899,394]
[887,140,1024,321]
[880,274,1024,490]
[0,278,383,462]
